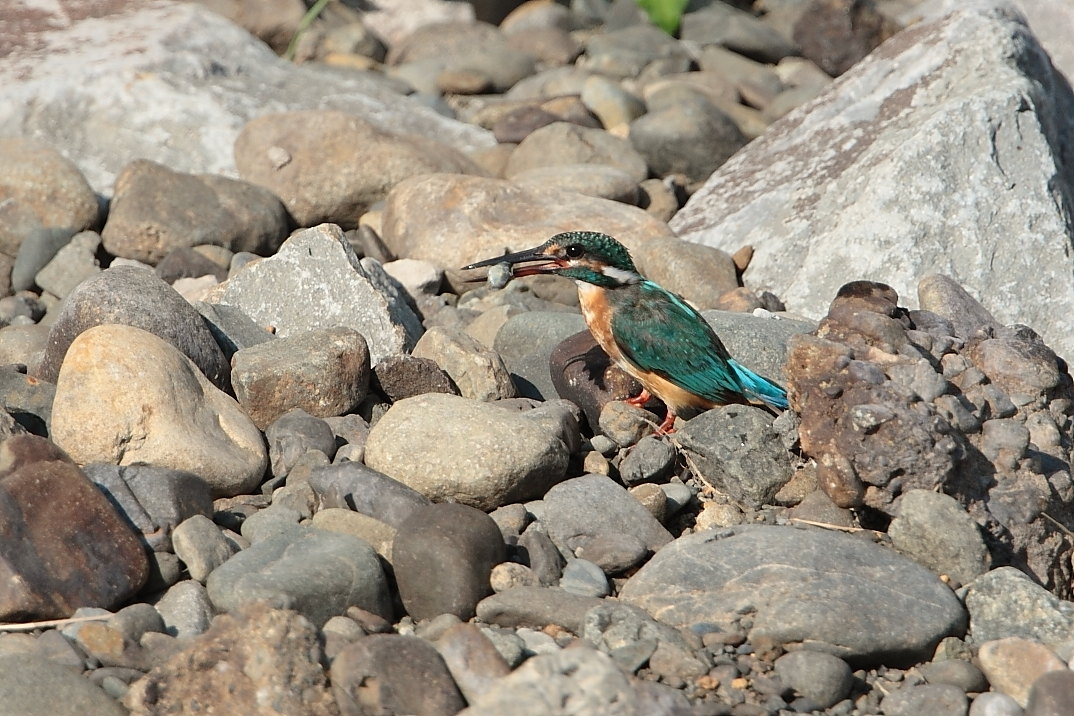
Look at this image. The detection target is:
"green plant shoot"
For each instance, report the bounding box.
[636,0,689,35]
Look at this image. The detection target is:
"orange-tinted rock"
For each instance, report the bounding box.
[123,604,336,715]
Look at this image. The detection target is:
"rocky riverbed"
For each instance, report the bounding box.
[2,0,1074,714]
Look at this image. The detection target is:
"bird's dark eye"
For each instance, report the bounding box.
[565,244,584,258]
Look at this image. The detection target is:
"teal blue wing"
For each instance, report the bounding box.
[609,282,747,404]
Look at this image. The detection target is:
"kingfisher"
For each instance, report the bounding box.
[462,230,788,434]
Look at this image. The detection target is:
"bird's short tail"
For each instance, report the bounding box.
[729,359,789,410]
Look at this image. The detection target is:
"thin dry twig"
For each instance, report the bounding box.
[0,613,111,633]
[788,517,877,535]
[1042,511,1074,539]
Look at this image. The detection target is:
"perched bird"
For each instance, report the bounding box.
[462,231,788,434]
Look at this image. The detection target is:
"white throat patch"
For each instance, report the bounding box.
[599,265,640,284]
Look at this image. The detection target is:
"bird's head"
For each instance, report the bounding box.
[462,231,641,288]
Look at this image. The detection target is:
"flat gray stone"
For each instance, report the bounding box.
[210,224,422,366]
[494,311,587,400]
[34,230,102,299]
[700,310,816,388]
[84,464,213,552]
[365,393,569,511]
[620,525,967,665]
[206,526,390,626]
[880,683,969,716]
[889,489,990,586]
[194,301,274,359]
[541,474,672,553]
[308,461,431,529]
[475,586,605,635]
[0,654,124,716]
[677,405,794,509]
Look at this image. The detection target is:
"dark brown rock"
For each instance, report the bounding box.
[331,634,465,716]
[789,331,963,509]
[123,603,336,715]
[793,0,901,76]
[0,435,149,620]
[101,159,290,264]
[787,279,1074,595]
[392,503,507,621]
[1026,669,1074,716]
[372,353,458,402]
[492,105,561,144]
[549,330,643,430]
[817,280,912,353]
[787,283,965,510]
[231,327,371,429]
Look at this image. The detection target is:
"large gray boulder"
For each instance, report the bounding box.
[620,525,967,666]
[671,2,1074,359]
[0,0,493,195]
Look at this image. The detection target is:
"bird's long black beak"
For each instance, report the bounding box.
[461,245,563,277]
[461,246,547,270]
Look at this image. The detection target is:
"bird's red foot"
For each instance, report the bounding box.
[625,388,652,408]
[655,411,677,436]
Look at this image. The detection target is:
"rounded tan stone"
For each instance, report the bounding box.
[978,637,1067,707]
[364,393,568,511]
[51,324,267,497]
[381,173,676,272]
